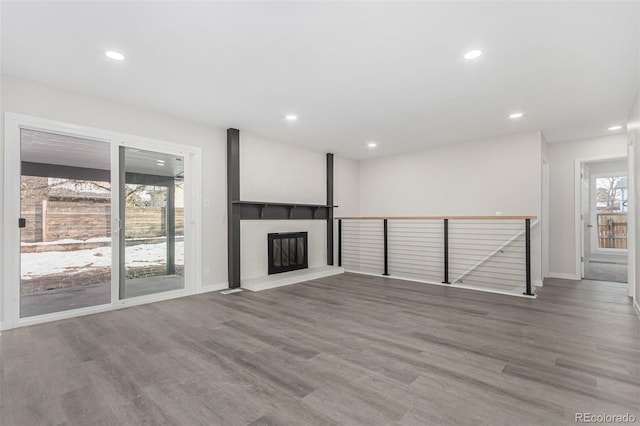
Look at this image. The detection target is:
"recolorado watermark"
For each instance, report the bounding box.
[576,413,637,423]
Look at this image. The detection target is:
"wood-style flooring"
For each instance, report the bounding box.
[1,273,639,425]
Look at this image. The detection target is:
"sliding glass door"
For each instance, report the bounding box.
[19,129,112,317]
[15,125,189,321]
[120,147,185,299]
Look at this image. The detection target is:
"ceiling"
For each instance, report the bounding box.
[21,129,112,172]
[2,1,638,159]
[21,129,184,178]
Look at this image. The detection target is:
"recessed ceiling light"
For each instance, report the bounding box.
[105,50,126,61]
[463,49,482,60]
[608,125,623,131]
[285,114,298,121]
[367,142,377,148]
[509,112,524,119]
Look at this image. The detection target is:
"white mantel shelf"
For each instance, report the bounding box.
[241,266,344,291]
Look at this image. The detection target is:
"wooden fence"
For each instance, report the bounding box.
[21,199,184,242]
[125,207,185,239]
[597,213,627,249]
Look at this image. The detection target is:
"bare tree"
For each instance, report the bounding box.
[596,177,621,211]
[21,177,110,203]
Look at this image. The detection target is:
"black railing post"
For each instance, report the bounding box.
[338,219,342,267]
[524,218,533,296]
[383,219,389,276]
[442,218,450,284]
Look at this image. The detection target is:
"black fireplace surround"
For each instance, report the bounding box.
[268,232,308,274]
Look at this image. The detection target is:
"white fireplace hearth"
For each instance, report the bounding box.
[239,220,342,291]
[241,265,344,291]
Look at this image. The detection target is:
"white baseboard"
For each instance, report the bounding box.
[242,266,344,292]
[634,300,640,321]
[199,282,228,294]
[548,272,581,280]
[534,279,543,287]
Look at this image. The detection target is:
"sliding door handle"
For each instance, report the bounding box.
[112,218,123,232]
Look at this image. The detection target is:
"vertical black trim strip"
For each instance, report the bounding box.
[383,219,389,276]
[338,219,342,267]
[227,129,241,288]
[442,218,449,284]
[524,218,533,296]
[118,146,126,299]
[326,153,334,265]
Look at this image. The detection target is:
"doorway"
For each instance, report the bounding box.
[3,113,201,329]
[579,157,628,283]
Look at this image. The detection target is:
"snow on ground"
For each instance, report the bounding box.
[21,241,184,278]
[21,236,112,246]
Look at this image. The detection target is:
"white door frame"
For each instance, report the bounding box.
[2,113,203,330]
[542,161,550,279]
[627,135,636,300]
[580,162,590,278]
[574,154,630,290]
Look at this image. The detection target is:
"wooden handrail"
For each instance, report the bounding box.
[335,215,537,220]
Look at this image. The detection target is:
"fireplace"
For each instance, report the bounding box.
[268,232,308,274]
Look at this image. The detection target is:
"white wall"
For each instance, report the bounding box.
[237,133,331,280]
[587,158,627,174]
[547,134,628,278]
[236,133,360,280]
[241,220,326,279]
[357,131,544,284]
[359,131,542,216]
[334,156,360,218]
[240,133,326,204]
[333,155,360,267]
[628,91,640,310]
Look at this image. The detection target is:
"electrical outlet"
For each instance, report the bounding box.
[203,267,210,277]
[496,211,502,216]
[204,199,210,208]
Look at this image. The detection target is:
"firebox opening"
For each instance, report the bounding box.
[268,232,308,274]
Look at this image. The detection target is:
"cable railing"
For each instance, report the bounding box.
[337,216,537,297]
